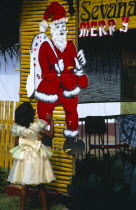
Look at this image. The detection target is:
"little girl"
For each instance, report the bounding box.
[7,102,56,210]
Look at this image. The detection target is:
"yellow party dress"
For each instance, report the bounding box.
[7,119,56,185]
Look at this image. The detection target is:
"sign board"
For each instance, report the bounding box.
[79,0,136,38]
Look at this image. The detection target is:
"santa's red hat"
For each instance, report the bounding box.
[42,2,68,32]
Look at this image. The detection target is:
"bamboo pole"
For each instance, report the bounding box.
[9,102,15,169]
[51,161,73,169]
[52,165,73,172]
[54,179,71,184]
[4,101,10,168]
[45,186,67,193]
[0,101,5,167]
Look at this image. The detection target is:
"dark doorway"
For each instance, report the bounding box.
[78,29,136,103]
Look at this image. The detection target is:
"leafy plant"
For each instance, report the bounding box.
[0,167,9,192]
[67,149,136,210]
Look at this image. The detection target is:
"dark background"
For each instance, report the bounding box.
[78,29,136,103]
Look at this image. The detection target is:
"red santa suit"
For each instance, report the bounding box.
[26,1,88,139]
[35,39,88,136]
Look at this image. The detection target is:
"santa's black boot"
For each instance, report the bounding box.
[63,137,76,153]
[69,139,85,155]
[63,138,85,155]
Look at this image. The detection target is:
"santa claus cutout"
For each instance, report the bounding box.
[26,2,88,154]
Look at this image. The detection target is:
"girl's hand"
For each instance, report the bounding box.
[46,113,53,122]
[45,113,54,138]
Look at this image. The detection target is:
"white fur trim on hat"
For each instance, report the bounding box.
[64,129,79,137]
[39,20,48,32]
[34,91,58,102]
[26,74,35,98]
[63,87,81,98]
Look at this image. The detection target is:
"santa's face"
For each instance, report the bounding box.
[54,22,67,36]
[50,21,68,52]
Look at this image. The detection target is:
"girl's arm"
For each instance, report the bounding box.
[44,114,54,139]
[15,137,19,146]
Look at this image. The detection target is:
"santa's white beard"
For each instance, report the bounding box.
[51,30,67,52]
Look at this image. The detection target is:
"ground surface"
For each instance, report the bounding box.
[0,193,69,210]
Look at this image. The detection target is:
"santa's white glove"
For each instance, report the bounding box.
[77,49,86,66]
[55,59,64,74]
[74,58,84,76]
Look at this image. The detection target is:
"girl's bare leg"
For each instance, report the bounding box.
[38,184,48,210]
[20,185,28,210]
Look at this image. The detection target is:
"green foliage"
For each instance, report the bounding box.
[0,167,9,193]
[0,193,19,210]
[68,150,136,210]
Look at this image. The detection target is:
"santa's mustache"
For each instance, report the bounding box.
[51,29,68,37]
[52,34,67,40]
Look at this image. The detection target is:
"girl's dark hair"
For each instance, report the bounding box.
[15,102,35,128]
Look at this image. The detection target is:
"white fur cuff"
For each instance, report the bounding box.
[74,69,84,76]
[63,87,81,97]
[34,91,58,102]
[64,129,79,137]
